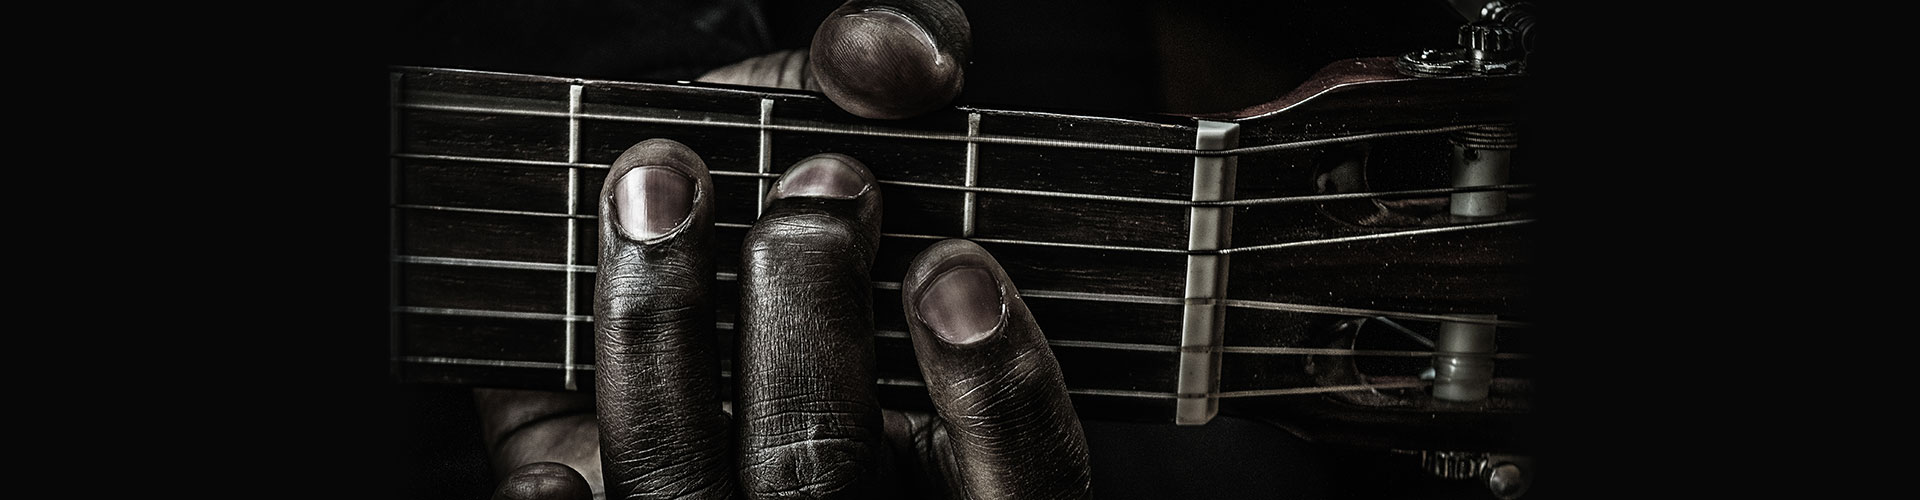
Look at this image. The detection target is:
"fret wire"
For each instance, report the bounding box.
[390,153,1529,208]
[398,100,1492,158]
[1215,381,1430,398]
[757,98,774,216]
[964,112,980,237]
[1217,219,1534,254]
[1220,300,1531,328]
[564,84,583,390]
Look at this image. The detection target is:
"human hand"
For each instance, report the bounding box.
[585,139,1089,500]
[477,1,1092,499]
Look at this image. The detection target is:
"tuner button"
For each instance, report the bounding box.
[1486,462,1530,500]
[1458,21,1519,54]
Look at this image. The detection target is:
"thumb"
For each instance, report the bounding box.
[698,0,970,120]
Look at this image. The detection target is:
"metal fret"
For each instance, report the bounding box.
[563,84,583,390]
[391,67,1536,411]
[757,98,774,216]
[1175,120,1239,426]
[964,112,980,236]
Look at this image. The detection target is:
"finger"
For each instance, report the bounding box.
[736,154,887,498]
[592,138,734,498]
[491,462,593,500]
[696,49,818,91]
[472,389,601,497]
[901,239,1093,499]
[809,0,970,119]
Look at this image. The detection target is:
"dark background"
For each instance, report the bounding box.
[383,1,1577,499]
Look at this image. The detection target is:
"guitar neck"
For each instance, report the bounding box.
[389,60,1537,450]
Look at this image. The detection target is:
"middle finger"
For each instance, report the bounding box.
[736,154,889,498]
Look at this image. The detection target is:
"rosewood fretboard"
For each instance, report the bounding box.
[389,59,1538,451]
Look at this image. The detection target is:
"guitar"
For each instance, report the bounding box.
[388,49,1538,489]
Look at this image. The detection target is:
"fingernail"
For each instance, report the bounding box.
[917,266,1004,344]
[611,167,694,241]
[771,155,871,199]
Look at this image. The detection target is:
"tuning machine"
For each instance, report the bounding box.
[1395,6,1529,78]
[1418,450,1535,499]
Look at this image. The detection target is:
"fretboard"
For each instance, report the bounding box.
[389,59,1538,450]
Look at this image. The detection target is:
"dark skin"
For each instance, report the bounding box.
[473,1,1092,498]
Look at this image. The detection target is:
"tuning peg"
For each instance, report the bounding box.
[1396,20,1526,77]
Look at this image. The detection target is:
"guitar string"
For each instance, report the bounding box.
[392,307,1534,348]
[391,200,1531,256]
[397,99,1490,158]
[392,255,1531,329]
[392,152,1532,209]
[394,355,1463,400]
[393,65,1500,155]
[395,75,1534,394]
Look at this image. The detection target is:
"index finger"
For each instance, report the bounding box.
[593,139,734,499]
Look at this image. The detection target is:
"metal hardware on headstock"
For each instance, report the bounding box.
[1402,6,1531,405]
[1433,122,1517,403]
[1415,450,1535,499]
[1395,11,1527,78]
